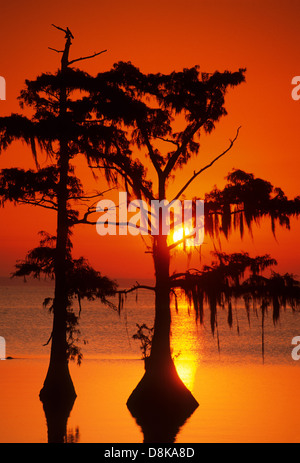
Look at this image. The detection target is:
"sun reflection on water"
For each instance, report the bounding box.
[170,292,202,391]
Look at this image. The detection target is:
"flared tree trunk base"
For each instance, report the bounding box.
[40,363,77,443]
[39,362,77,406]
[127,365,199,442]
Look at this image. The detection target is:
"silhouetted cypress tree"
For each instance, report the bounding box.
[84,63,300,420]
[0,26,130,404]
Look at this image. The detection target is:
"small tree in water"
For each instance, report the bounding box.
[132,323,154,365]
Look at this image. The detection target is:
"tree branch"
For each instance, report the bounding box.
[43,331,53,347]
[164,120,203,178]
[68,49,107,66]
[89,163,155,202]
[51,24,74,39]
[172,126,241,202]
[75,216,151,234]
[118,281,156,295]
[48,47,64,54]
[69,188,115,202]
[157,136,180,149]
[139,126,163,176]
[17,198,58,212]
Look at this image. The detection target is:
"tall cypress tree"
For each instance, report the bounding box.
[0,26,131,404]
[82,63,300,425]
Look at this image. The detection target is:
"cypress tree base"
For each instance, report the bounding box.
[127,367,199,443]
[39,362,77,405]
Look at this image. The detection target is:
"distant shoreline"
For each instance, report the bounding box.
[0,276,156,289]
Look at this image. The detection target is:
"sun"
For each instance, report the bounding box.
[170,226,194,249]
[173,227,189,243]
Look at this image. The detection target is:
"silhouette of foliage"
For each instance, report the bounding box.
[97,64,300,373]
[12,232,116,364]
[86,62,246,189]
[0,27,129,396]
[132,323,154,361]
[205,169,300,239]
[171,252,300,335]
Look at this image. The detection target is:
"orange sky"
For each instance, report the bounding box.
[1,0,300,280]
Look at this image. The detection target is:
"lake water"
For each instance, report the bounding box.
[0,277,299,443]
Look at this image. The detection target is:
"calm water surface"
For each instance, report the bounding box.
[0,277,299,443]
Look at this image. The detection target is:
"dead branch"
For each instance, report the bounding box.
[52,24,74,39]
[48,47,64,54]
[118,281,156,295]
[68,49,107,66]
[172,126,241,202]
